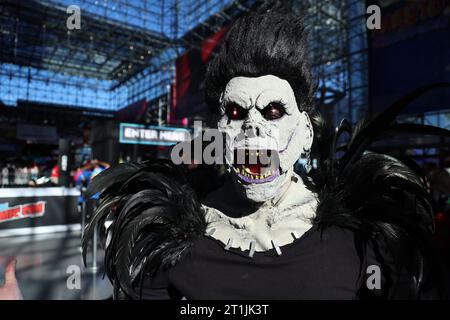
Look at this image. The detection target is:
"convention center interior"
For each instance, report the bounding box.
[0,0,449,300]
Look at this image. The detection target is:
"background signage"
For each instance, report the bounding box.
[119,123,191,146]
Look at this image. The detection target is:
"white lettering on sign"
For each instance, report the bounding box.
[144,129,158,140]
[159,130,186,142]
[122,125,189,145]
[124,127,158,140]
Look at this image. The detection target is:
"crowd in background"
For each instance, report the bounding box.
[0,158,110,188]
[1,160,44,187]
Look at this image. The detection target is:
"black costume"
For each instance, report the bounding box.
[82,9,450,300]
[140,225,438,300]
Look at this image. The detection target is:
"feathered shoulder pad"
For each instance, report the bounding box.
[311,83,450,238]
[82,160,207,299]
[309,83,450,298]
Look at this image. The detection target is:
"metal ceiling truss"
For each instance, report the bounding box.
[0,0,368,121]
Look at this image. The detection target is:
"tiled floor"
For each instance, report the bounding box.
[0,231,112,300]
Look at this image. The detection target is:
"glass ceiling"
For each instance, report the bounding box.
[0,0,368,117]
[39,0,231,39]
[0,0,242,111]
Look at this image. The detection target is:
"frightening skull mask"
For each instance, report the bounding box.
[217,75,314,203]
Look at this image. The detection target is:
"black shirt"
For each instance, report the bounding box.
[141,225,416,299]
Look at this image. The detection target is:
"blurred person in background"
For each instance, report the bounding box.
[7,163,15,186]
[1,163,8,187]
[90,159,110,181]
[75,159,110,189]
[49,163,59,185]
[29,161,39,182]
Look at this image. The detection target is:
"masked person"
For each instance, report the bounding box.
[81,10,449,300]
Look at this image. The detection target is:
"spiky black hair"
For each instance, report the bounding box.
[205,10,315,113]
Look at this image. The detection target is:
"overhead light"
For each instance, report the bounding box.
[94,54,106,64]
[129,45,134,50]
[140,55,144,60]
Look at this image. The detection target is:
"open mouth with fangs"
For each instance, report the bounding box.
[231,149,281,184]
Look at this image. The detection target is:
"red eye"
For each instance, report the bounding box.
[261,102,286,120]
[225,103,248,120]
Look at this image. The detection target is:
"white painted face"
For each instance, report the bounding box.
[218,75,313,203]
